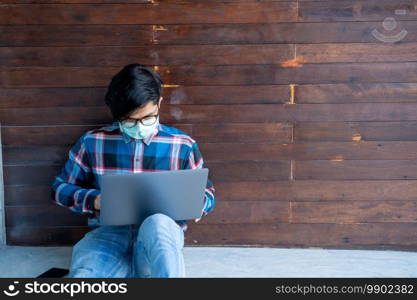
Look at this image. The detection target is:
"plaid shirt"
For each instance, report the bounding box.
[50,121,216,232]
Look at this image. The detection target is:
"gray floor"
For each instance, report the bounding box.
[1,246,417,277]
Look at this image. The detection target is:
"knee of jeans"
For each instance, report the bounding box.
[139,213,181,238]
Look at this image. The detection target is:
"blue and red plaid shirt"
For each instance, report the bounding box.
[50,120,216,232]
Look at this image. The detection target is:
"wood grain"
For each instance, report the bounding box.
[0,2,297,25]
[4,22,417,46]
[3,0,417,248]
[7,180,417,207]
[4,63,417,87]
[4,103,417,125]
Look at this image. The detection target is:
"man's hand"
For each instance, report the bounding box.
[94,194,101,211]
[194,217,201,223]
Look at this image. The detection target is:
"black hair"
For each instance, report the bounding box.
[104,63,163,121]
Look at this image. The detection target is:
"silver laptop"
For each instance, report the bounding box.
[97,168,209,226]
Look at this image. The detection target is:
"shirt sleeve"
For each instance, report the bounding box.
[50,133,100,216]
[183,140,216,218]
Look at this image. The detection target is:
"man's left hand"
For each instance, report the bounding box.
[194,217,201,223]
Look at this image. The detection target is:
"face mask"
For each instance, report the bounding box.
[118,116,159,140]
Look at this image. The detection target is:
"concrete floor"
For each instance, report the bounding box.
[1,246,417,277]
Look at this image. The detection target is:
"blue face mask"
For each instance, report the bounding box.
[118,116,159,140]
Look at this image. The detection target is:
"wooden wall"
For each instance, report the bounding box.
[2,0,417,249]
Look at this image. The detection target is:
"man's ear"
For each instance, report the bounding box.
[158,96,163,106]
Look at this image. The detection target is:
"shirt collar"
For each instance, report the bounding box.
[104,121,160,146]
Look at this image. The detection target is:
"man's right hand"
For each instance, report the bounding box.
[94,194,101,211]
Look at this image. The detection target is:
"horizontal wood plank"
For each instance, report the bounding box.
[4,21,417,46]
[215,180,417,202]
[7,43,417,67]
[2,161,290,185]
[292,200,417,223]
[297,83,417,104]
[5,201,289,226]
[5,141,417,164]
[294,121,417,141]
[0,24,153,46]
[0,2,297,25]
[6,226,91,246]
[297,43,417,63]
[0,45,294,67]
[186,222,417,247]
[6,205,88,227]
[8,180,417,206]
[0,85,290,108]
[1,123,291,146]
[299,0,417,22]
[2,1,415,25]
[7,222,417,247]
[4,63,417,87]
[294,160,417,180]
[4,103,417,125]
[154,21,417,45]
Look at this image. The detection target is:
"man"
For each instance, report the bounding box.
[51,64,216,278]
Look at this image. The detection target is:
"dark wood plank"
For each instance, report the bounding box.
[1,123,193,146]
[1,0,292,3]
[0,2,297,25]
[5,63,417,87]
[186,222,417,247]
[159,63,417,85]
[0,85,290,108]
[191,123,292,143]
[299,0,417,22]
[0,44,294,67]
[163,85,290,105]
[154,21,417,44]
[0,24,153,47]
[200,141,417,161]
[6,141,417,165]
[4,103,417,126]
[2,161,290,185]
[215,180,417,202]
[297,43,417,63]
[7,223,417,248]
[4,185,55,206]
[292,200,417,223]
[1,126,104,146]
[297,83,417,104]
[1,123,290,146]
[195,161,291,182]
[294,160,417,180]
[0,87,106,108]
[6,226,91,246]
[7,180,417,206]
[188,200,290,224]
[5,205,88,227]
[294,121,417,141]
[6,201,289,226]
[5,21,417,46]
[3,1,415,25]
[3,165,62,186]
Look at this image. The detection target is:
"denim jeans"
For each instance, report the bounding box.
[69,213,186,278]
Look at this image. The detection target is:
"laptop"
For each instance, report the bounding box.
[97,168,209,226]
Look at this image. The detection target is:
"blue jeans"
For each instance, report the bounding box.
[69,213,186,278]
